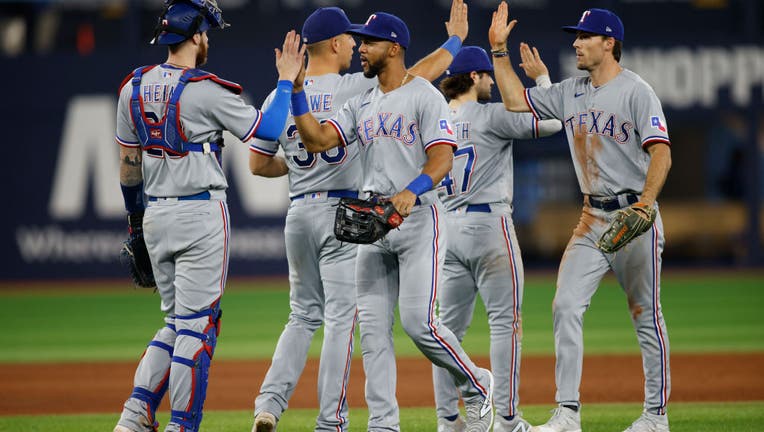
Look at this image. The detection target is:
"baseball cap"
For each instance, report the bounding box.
[302,7,360,44]
[562,8,624,41]
[347,12,410,49]
[447,46,493,76]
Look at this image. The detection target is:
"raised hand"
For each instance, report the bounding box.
[518,42,549,80]
[445,0,468,42]
[275,30,306,83]
[488,1,517,51]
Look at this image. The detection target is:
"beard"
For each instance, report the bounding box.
[363,58,383,78]
[477,87,492,102]
[196,41,208,67]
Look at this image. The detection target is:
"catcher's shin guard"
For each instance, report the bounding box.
[169,307,222,431]
[119,321,176,432]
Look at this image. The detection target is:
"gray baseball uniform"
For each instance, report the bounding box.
[115,63,287,432]
[327,77,493,431]
[249,72,374,431]
[431,103,541,420]
[525,68,671,414]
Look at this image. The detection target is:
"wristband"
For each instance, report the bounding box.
[491,49,509,58]
[535,74,552,88]
[441,35,462,58]
[405,174,434,196]
[121,182,145,213]
[290,90,309,116]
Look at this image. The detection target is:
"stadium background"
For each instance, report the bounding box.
[1,1,763,431]
[1,0,762,280]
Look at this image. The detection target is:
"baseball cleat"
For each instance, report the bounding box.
[464,368,495,432]
[438,415,467,432]
[113,426,135,432]
[493,415,531,432]
[253,411,277,432]
[530,406,581,432]
[623,411,669,432]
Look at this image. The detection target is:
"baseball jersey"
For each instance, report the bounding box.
[327,76,457,204]
[440,102,540,210]
[525,68,670,196]
[250,72,375,197]
[116,64,263,198]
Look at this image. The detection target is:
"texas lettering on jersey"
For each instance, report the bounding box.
[564,110,634,143]
[356,113,418,146]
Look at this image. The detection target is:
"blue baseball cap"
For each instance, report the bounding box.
[562,8,624,41]
[347,12,410,49]
[447,46,493,76]
[302,7,360,44]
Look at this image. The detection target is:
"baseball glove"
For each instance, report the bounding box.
[119,211,156,288]
[334,197,404,244]
[597,202,657,253]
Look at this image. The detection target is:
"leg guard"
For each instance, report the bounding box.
[117,319,176,432]
[168,307,222,432]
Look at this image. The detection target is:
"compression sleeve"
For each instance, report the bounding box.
[254,80,294,141]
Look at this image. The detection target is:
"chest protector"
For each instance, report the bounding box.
[128,65,241,157]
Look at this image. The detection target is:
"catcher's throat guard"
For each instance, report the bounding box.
[334,198,403,244]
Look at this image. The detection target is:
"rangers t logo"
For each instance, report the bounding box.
[650,116,666,132]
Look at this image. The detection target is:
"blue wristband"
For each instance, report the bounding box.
[121,182,145,213]
[290,90,309,116]
[441,35,462,58]
[405,174,434,196]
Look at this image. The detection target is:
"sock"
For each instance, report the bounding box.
[562,404,579,412]
[444,414,459,422]
[503,415,515,421]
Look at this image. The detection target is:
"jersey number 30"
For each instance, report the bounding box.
[287,124,346,168]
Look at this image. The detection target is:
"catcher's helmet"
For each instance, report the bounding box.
[151,0,228,46]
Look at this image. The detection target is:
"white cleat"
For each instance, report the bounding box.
[113,426,135,432]
[494,415,531,432]
[464,368,495,432]
[438,415,467,432]
[253,411,277,432]
[530,406,581,432]
[623,411,669,432]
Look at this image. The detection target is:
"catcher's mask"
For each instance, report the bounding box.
[151,0,229,46]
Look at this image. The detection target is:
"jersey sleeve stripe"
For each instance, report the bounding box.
[326,119,349,147]
[524,89,541,119]
[116,136,140,147]
[424,139,457,151]
[240,110,263,142]
[641,136,671,149]
[248,145,276,157]
[532,116,540,139]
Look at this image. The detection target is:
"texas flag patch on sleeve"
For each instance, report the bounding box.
[439,119,454,136]
[650,116,667,132]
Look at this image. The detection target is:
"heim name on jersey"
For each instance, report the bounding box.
[564,110,634,143]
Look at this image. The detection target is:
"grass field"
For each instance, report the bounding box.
[1,271,762,431]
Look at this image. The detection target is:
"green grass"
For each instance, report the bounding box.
[1,402,762,431]
[1,272,762,362]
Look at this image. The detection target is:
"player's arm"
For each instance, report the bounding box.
[640,143,672,207]
[119,145,145,213]
[407,0,468,81]
[519,42,552,89]
[489,1,530,112]
[249,151,288,177]
[391,145,453,217]
[250,30,306,141]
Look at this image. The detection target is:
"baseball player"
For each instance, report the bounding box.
[488,3,672,432]
[248,2,471,431]
[112,1,304,431]
[291,12,496,432]
[432,46,562,432]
